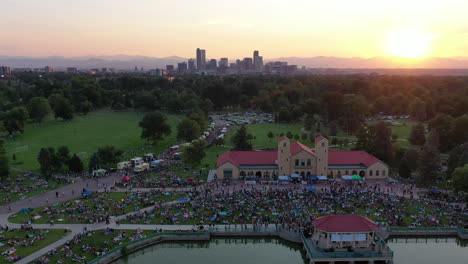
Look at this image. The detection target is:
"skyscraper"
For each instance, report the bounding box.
[253,50,264,73]
[177,62,188,73]
[188,59,196,72]
[196,48,206,70]
[219,58,229,68]
[0,66,12,75]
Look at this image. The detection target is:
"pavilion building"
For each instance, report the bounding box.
[216,136,388,180]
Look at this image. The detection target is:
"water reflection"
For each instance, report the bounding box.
[114,237,468,264]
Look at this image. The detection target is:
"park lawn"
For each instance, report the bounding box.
[9,191,183,224]
[37,229,154,264]
[203,145,231,168]
[367,118,420,140]
[0,229,66,264]
[4,109,181,171]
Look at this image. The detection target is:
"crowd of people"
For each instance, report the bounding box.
[124,180,466,230]
[0,225,53,263]
[35,228,147,264]
[0,173,71,205]
[14,190,183,225]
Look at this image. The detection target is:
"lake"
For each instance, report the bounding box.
[113,237,468,264]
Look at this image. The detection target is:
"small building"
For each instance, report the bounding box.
[304,215,394,264]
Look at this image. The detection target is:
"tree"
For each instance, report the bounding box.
[409,123,426,145]
[417,139,440,187]
[139,112,172,144]
[267,131,274,141]
[450,115,468,148]
[447,143,468,178]
[97,145,123,167]
[278,107,291,123]
[80,101,93,115]
[301,133,307,141]
[53,96,74,120]
[355,122,393,163]
[304,114,315,132]
[57,146,71,168]
[331,137,338,146]
[340,94,369,134]
[88,152,101,172]
[38,148,55,179]
[428,114,454,152]
[329,121,338,136]
[28,97,51,123]
[3,107,29,135]
[409,98,427,122]
[182,140,207,167]
[286,131,293,139]
[398,158,412,178]
[451,164,468,192]
[231,125,253,151]
[68,154,84,173]
[177,119,201,142]
[0,142,9,182]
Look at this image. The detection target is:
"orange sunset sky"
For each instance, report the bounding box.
[1,0,468,59]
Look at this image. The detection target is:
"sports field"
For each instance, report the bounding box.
[5,110,181,171]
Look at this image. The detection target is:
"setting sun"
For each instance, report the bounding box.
[386,29,435,59]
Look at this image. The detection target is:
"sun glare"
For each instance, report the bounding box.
[386,29,434,59]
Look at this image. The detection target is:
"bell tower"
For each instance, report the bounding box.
[315,136,328,176]
[277,137,291,176]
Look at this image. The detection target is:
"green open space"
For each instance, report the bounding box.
[367,118,420,140]
[9,191,184,224]
[0,229,66,264]
[4,110,181,171]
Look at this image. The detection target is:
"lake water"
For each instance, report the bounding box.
[113,237,468,264]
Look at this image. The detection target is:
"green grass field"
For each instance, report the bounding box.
[367,119,420,140]
[4,110,181,171]
[0,229,66,264]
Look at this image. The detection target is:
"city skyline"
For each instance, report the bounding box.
[2,0,468,60]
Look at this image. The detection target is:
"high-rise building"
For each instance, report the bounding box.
[207,59,217,70]
[188,59,196,72]
[177,62,188,73]
[196,48,206,70]
[149,69,163,76]
[166,65,174,72]
[101,68,108,73]
[44,66,54,73]
[0,66,12,75]
[219,58,229,68]
[242,58,253,71]
[253,50,264,73]
[66,67,78,73]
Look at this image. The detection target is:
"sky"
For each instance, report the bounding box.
[1,0,468,59]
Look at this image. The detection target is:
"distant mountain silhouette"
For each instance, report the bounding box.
[267,56,468,68]
[0,55,188,70]
[1,55,468,70]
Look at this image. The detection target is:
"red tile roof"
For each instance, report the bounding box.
[328,151,382,167]
[216,150,277,167]
[312,215,377,232]
[291,141,316,156]
[278,136,289,142]
[315,136,327,142]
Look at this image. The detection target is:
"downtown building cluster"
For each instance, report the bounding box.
[149,49,299,76]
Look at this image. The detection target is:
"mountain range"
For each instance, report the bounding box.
[1,55,468,70]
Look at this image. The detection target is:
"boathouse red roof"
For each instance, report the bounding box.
[312,215,378,232]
